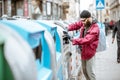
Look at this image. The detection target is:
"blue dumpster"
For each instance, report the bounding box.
[54,21,82,79]
[36,21,61,60]
[0,20,56,80]
[35,20,63,80]
[0,24,37,80]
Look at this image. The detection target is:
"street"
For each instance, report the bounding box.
[96,32,120,80]
[81,32,120,80]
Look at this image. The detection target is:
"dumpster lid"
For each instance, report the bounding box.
[37,20,57,28]
[36,20,57,30]
[1,20,45,33]
[0,21,47,49]
[54,21,68,29]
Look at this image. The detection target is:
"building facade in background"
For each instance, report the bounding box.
[1,0,120,21]
[109,0,120,21]
[0,0,81,20]
[67,0,80,20]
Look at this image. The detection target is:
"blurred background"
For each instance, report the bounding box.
[0,0,120,80]
[0,0,119,22]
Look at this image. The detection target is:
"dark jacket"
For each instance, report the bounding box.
[104,21,109,29]
[112,20,120,41]
[68,20,99,60]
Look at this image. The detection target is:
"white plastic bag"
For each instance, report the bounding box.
[96,22,107,52]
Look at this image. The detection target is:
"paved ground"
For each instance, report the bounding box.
[80,32,120,80]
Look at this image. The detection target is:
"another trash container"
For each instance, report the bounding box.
[0,24,37,80]
[0,20,56,80]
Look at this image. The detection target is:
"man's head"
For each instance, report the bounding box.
[80,10,92,27]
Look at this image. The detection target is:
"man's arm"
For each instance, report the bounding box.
[72,26,99,45]
[68,21,83,31]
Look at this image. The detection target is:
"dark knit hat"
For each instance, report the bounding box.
[80,10,91,18]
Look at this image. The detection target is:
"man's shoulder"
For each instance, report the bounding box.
[90,23,99,32]
[92,23,99,27]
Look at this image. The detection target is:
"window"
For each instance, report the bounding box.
[47,2,51,15]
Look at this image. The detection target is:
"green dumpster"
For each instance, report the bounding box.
[0,35,14,80]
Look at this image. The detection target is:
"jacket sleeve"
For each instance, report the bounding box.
[112,23,117,38]
[68,21,83,31]
[72,26,99,45]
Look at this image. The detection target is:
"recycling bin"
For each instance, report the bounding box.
[0,20,57,80]
[35,20,64,80]
[54,21,82,79]
[0,24,37,80]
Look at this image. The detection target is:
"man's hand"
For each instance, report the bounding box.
[112,38,115,44]
[72,39,77,45]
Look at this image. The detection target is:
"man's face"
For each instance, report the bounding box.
[81,18,87,24]
[81,18,91,27]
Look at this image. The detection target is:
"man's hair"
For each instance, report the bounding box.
[80,10,91,18]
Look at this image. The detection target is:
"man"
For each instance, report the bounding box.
[109,20,115,30]
[112,20,120,63]
[104,19,109,36]
[67,10,99,80]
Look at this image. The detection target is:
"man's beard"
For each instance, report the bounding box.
[85,21,91,28]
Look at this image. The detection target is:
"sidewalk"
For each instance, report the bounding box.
[80,33,120,80]
[96,33,120,80]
